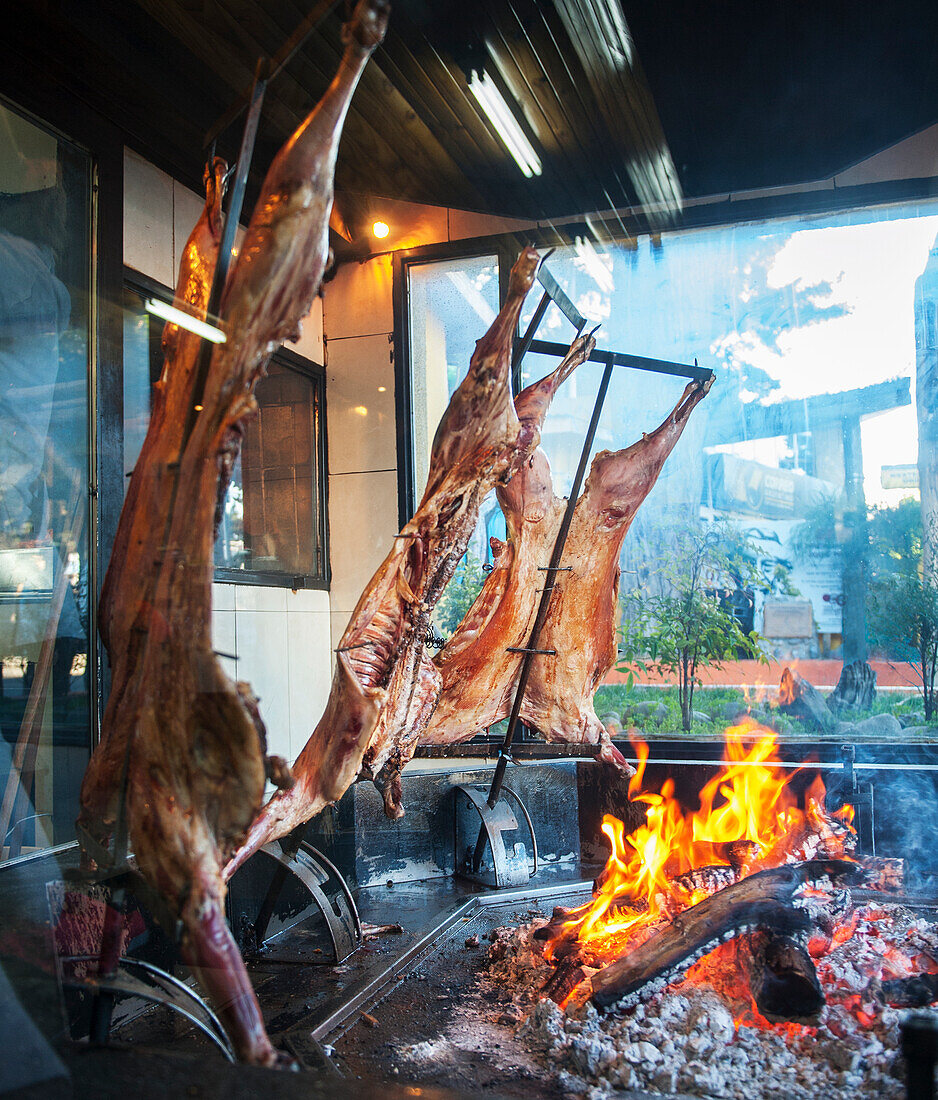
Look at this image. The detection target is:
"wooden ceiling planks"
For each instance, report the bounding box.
[263,0,482,209]
[484,0,638,221]
[374,5,538,214]
[67,0,689,223]
[20,0,932,233]
[552,0,681,222]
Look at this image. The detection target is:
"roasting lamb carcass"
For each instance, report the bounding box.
[226,284,595,875]
[76,0,388,1066]
[423,375,713,761]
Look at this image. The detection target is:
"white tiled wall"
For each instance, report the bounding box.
[123,148,331,767]
[322,256,399,641]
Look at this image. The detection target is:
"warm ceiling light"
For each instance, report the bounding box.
[468,70,542,179]
[372,221,390,239]
[144,298,226,344]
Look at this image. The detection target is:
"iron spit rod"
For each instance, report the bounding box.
[505,647,557,655]
[471,357,615,873]
[512,290,551,394]
[180,61,267,455]
[524,338,711,382]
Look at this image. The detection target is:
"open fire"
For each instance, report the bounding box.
[483,720,938,1097]
[545,721,855,963]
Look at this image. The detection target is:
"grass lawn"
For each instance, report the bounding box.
[592,682,934,741]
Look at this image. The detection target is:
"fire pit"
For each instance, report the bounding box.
[331,720,938,1098]
[478,720,937,1098]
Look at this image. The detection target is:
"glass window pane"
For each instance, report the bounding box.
[412,202,938,738]
[214,361,323,578]
[407,253,499,501]
[0,100,92,858]
[120,286,326,583]
[522,205,938,734]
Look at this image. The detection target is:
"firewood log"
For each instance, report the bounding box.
[741,931,824,1020]
[588,860,860,1009]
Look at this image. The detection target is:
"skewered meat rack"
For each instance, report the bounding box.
[457,258,713,887]
[52,3,366,1052]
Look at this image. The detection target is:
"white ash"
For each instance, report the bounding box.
[481,903,938,1098]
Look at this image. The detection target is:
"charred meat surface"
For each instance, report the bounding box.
[76,0,387,1065]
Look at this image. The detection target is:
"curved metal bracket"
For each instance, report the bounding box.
[502,786,538,878]
[454,783,538,888]
[227,839,362,964]
[60,955,235,1061]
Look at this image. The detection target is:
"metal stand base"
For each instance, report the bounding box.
[226,839,362,963]
[60,955,235,1061]
[455,784,538,888]
[48,876,233,1061]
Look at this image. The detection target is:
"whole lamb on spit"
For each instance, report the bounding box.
[76,0,388,1065]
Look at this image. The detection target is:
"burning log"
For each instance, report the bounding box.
[857,856,904,894]
[671,864,738,902]
[828,659,877,712]
[587,860,859,1010]
[778,667,836,732]
[741,931,824,1020]
[881,972,938,1008]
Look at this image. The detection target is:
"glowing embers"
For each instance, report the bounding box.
[552,720,856,953]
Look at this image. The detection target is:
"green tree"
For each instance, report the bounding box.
[432,551,487,639]
[617,522,766,732]
[866,501,938,720]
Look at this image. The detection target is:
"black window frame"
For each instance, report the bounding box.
[122,270,331,591]
[392,177,938,532]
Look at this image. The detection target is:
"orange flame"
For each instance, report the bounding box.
[555,719,854,950]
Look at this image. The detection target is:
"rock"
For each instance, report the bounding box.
[834,720,856,735]
[691,710,712,724]
[828,659,876,712]
[599,713,622,734]
[779,667,836,732]
[897,712,925,728]
[851,713,902,739]
[900,725,935,737]
[622,700,669,724]
[723,701,750,723]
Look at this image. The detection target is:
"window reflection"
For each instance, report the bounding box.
[413,202,938,726]
[407,254,500,501]
[0,101,92,859]
[122,283,327,585]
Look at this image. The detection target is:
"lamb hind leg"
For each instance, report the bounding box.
[179,891,292,1067]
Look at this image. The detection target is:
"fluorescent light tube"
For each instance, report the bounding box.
[468,71,542,179]
[144,298,227,344]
